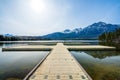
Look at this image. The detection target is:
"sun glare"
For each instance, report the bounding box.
[30,0,46,13]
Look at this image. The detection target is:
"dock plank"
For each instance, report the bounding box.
[28,43,92,80]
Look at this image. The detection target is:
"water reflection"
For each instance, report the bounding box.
[84,51,120,59]
[0,44,49,80]
[71,51,120,80]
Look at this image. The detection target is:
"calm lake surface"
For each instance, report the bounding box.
[0,40,120,80]
[0,43,49,80]
[71,51,120,80]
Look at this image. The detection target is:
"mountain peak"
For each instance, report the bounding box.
[96,21,106,25]
[72,28,82,33]
[88,21,107,28]
[63,29,71,33]
[92,21,107,26]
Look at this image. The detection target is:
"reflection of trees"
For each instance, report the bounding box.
[0,43,3,46]
[84,51,120,59]
[101,71,120,80]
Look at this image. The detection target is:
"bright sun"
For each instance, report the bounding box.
[30,0,46,13]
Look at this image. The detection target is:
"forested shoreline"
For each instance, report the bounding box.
[99,28,120,43]
[99,28,120,50]
[0,35,47,41]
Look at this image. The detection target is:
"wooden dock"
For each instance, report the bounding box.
[2,43,116,80]
[25,43,92,80]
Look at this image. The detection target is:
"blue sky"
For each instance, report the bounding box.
[0,0,120,36]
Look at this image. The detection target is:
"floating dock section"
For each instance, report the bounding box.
[2,43,115,51]
[2,45,54,51]
[66,45,116,51]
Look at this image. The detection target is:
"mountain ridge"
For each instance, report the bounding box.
[42,22,120,39]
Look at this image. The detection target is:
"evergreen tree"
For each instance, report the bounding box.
[99,28,120,43]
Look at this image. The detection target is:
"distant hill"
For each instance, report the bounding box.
[42,22,120,39]
[4,34,13,37]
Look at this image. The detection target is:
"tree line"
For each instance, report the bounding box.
[0,35,49,41]
[0,35,19,41]
[99,28,120,43]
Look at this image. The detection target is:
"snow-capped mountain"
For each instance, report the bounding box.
[63,28,82,34]
[72,28,82,33]
[63,29,71,33]
[79,22,120,38]
[42,22,120,39]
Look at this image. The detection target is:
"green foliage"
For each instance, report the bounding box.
[0,35,4,41]
[0,34,19,41]
[99,28,120,43]
[0,34,48,41]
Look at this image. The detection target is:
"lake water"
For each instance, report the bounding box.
[0,40,120,80]
[71,51,120,80]
[0,43,49,80]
